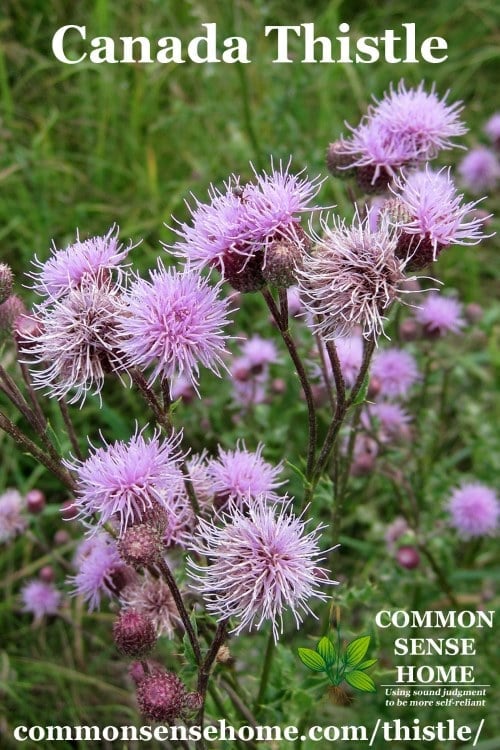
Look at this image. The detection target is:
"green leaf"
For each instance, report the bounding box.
[356,658,378,671]
[345,635,371,667]
[317,637,336,667]
[345,670,376,692]
[298,648,326,672]
[352,372,369,406]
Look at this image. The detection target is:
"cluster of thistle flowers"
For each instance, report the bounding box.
[458,112,500,194]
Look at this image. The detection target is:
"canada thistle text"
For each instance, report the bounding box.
[52,23,448,65]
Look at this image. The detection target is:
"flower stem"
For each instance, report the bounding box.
[154,558,202,665]
[253,629,275,715]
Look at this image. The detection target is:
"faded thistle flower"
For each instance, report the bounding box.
[298,211,413,341]
[22,277,125,404]
[0,263,13,305]
[0,489,27,543]
[118,263,231,390]
[29,225,132,301]
[66,428,184,536]
[188,497,335,641]
[21,580,62,621]
[120,571,182,638]
[447,483,499,538]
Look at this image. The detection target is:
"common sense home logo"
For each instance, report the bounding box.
[298,631,378,694]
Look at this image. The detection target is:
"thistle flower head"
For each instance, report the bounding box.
[447,482,499,538]
[22,278,125,404]
[484,113,500,146]
[207,441,285,509]
[240,335,279,372]
[390,168,488,264]
[136,671,189,722]
[66,428,184,535]
[298,212,411,341]
[118,263,231,390]
[365,401,412,442]
[188,498,335,641]
[331,335,363,387]
[415,292,464,336]
[371,348,419,398]
[70,534,132,610]
[0,263,13,305]
[458,147,499,193]
[113,609,157,656]
[0,295,27,339]
[30,225,131,300]
[21,580,61,621]
[0,489,27,543]
[120,570,182,637]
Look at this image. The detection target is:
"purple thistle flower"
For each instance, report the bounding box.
[391,168,488,262]
[371,348,419,398]
[0,489,27,543]
[30,225,132,301]
[21,580,61,620]
[447,482,499,538]
[118,263,231,390]
[120,571,182,637]
[232,376,268,409]
[332,335,364,387]
[207,441,285,509]
[484,113,500,146]
[66,428,185,535]
[364,401,412,442]
[70,534,132,610]
[188,498,335,641]
[415,293,464,336]
[240,335,279,371]
[22,278,125,404]
[370,81,466,160]
[458,147,499,193]
[298,212,413,341]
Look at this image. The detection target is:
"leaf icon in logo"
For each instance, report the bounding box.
[298,648,326,672]
[344,670,376,693]
[317,637,336,667]
[356,658,378,671]
[345,635,371,668]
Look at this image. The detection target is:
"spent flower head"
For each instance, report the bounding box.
[0,489,27,543]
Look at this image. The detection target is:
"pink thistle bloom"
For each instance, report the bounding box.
[391,168,488,260]
[171,176,254,270]
[458,147,499,193]
[364,401,412,441]
[69,534,131,610]
[66,428,185,536]
[298,212,413,341]
[240,335,279,371]
[332,335,364,387]
[22,278,125,404]
[21,580,61,620]
[188,498,336,641]
[484,113,500,146]
[370,81,466,160]
[371,348,419,398]
[118,263,231,390]
[120,570,182,638]
[287,286,304,317]
[232,377,267,409]
[207,441,285,509]
[30,225,133,300]
[415,293,464,336]
[447,482,499,538]
[0,489,27,543]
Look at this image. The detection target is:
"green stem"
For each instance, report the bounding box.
[253,629,276,715]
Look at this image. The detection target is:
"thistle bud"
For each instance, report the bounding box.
[136,671,189,722]
[117,522,164,568]
[39,566,55,584]
[356,165,392,194]
[60,499,78,521]
[326,141,355,178]
[0,296,26,338]
[465,303,483,324]
[396,545,420,570]
[26,489,46,515]
[13,313,44,348]
[53,529,71,546]
[262,238,303,287]
[0,264,13,304]
[223,252,266,293]
[113,610,157,657]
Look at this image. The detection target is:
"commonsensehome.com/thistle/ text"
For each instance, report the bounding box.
[12,718,484,744]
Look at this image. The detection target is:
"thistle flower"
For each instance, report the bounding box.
[22,278,125,404]
[298,212,411,341]
[458,147,499,193]
[0,295,26,338]
[120,571,182,637]
[113,610,157,656]
[364,401,412,441]
[331,335,363,387]
[415,293,464,336]
[136,671,190,722]
[447,482,499,538]
[390,168,487,267]
[30,225,131,300]
[188,498,335,641]
[0,489,27,543]
[21,580,61,621]
[207,442,285,509]
[384,516,409,552]
[371,348,419,398]
[66,428,184,536]
[70,534,132,610]
[484,113,500,147]
[118,263,231,390]
[0,263,13,305]
[240,335,279,372]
